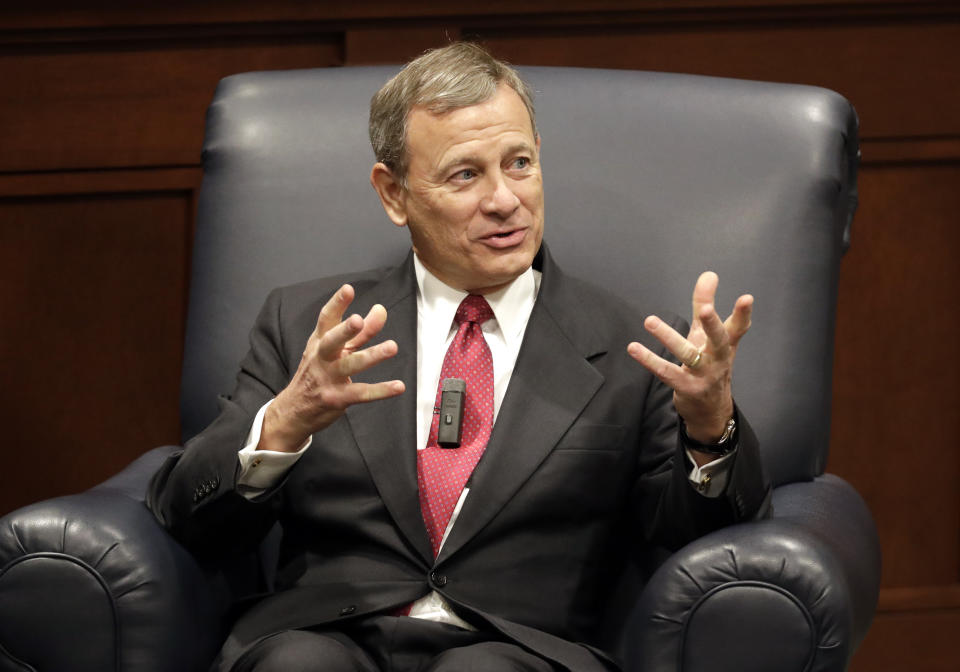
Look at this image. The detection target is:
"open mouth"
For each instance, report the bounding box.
[483,228,527,248]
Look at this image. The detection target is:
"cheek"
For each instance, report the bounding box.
[517,178,544,210]
[428,191,478,223]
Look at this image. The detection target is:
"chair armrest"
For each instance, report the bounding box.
[626,474,880,672]
[0,447,224,672]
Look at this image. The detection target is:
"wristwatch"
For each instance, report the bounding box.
[680,416,737,456]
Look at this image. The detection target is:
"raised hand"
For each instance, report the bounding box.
[627,271,753,445]
[258,284,405,452]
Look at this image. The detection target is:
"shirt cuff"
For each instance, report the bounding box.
[237,399,311,498]
[685,449,736,498]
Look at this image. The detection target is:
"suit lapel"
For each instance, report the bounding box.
[437,247,608,562]
[340,246,612,566]
[344,253,433,565]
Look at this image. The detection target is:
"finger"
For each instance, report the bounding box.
[313,379,406,412]
[697,303,730,356]
[627,341,685,388]
[342,380,406,405]
[644,315,702,368]
[691,271,719,329]
[345,304,388,352]
[335,339,399,378]
[314,284,355,337]
[316,313,364,361]
[725,294,754,346]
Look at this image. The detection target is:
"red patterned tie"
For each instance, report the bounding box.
[418,295,495,557]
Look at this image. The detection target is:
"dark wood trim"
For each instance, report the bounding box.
[2,1,958,43]
[860,137,960,165]
[0,167,202,198]
[878,585,960,613]
[2,1,959,30]
[0,21,344,49]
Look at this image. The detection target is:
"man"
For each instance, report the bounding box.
[148,42,770,672]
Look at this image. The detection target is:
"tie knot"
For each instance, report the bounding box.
[455,295,494,326]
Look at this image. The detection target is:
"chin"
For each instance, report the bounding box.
[480,260,534,290]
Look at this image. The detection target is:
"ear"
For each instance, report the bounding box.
[370,162,409,228]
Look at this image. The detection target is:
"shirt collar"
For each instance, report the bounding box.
[413,253,539,349]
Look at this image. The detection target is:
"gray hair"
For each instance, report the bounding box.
[369,42,537,182]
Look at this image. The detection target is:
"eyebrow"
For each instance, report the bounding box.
[503,142,537,161]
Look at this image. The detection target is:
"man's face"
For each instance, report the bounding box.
[376,85,544,295]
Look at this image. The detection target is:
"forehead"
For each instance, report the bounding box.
[405,86,536,163]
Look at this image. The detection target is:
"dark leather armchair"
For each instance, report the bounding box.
[0,65,880,672]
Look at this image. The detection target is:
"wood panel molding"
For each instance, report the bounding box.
[879,585,960,613]
[861,587,960,669]
[0,186,195,516]
[3,1,958,53]
[860,136,960,165]
[5,10,958,173]
[2,0,958,32]
[830,160,960,589]
[0,167,202,198]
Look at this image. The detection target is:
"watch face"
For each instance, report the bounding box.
[681,416,736,454]
[718,418,737,444]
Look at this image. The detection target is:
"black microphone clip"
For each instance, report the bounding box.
[437,378,466,448]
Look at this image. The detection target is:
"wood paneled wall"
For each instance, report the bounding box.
[2,2,957,669]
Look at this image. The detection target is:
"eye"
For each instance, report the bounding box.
[453,168,476,181]
[512,157,529,169]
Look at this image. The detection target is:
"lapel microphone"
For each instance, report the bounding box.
[437,378,466,448]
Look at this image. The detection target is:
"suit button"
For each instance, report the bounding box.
[430,571,447,587]
[339,605,356,616]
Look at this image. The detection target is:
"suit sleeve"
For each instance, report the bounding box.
[146,287,296,556]
[629,315,771,552]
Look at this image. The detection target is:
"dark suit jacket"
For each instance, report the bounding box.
[148,244,770,671]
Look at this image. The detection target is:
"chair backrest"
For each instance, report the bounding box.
[183,65,858,488]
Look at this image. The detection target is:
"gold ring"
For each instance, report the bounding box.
[687,346,704,369]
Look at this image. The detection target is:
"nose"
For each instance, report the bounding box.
[479,170,521,219]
